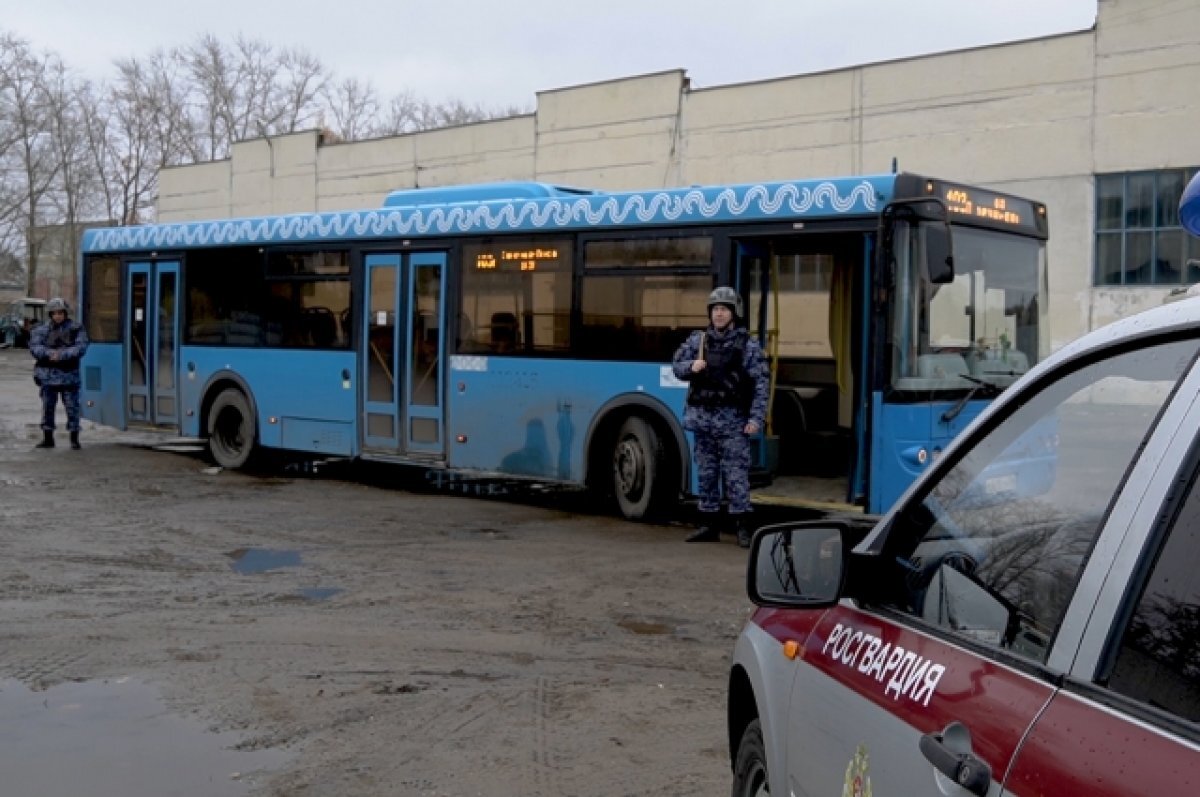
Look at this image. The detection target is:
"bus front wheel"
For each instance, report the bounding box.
[612,416,664,520]
[208,388,257,469]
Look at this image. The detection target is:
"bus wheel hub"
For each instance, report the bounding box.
[615,440,644,495]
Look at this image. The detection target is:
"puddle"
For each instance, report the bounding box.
[227,548,302,574]
[618,619,673,635]
[297,587,343,601]
[0,677,288,796]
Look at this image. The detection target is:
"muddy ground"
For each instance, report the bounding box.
[0,346,774,796]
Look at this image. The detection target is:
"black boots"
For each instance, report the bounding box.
[735,518,753,549]
[686,514,754,546]
[34,431,78,449]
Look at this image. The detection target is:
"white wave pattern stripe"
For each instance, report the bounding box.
[87,180,878,251]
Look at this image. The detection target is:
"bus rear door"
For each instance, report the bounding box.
[125,260,181,428]
[363,252,447,459]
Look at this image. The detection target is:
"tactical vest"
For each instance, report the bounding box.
[687,329,754,411]
[37,323,82,372]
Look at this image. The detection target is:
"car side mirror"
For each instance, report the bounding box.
[747,522,856,608]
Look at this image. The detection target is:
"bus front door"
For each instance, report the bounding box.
[362,252,447,459]
[125,260,180,428]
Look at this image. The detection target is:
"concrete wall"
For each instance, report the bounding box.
[156,0,1200,352]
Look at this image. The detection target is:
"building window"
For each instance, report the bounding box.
[1095,168,1200,286]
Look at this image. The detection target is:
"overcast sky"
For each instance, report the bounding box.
[5,0,1098,108]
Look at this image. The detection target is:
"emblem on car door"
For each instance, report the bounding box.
[842,744,873,797]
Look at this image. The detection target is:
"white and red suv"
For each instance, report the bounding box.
[729,296,1200,796]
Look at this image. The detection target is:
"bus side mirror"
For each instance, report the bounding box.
[880,199,955,285]
[925,223,954,284]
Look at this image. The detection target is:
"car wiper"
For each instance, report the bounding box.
[941,374,1002,422]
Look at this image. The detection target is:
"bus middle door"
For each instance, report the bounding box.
[125,260,181,428]
[363,252,447,459]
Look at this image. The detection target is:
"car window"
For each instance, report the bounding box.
[873,338,1200,664]
[1106,459,1200,723]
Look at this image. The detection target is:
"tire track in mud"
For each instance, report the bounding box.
[0,648,89,687]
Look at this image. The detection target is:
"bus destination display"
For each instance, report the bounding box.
[926,180,1046,236]
[475,247,562,272]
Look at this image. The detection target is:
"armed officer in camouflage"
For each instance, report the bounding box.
[30,297,89,450]
[672,286,770,547]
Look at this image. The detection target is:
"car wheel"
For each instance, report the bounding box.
[731,718,769,797]
[207,388,256,469]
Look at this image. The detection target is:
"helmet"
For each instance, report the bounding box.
[706,286,743,318]
[47,298,69,314]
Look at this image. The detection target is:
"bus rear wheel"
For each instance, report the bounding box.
[612,416,666,521]
[208,388,257,469]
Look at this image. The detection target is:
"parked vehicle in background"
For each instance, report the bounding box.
[728,293,1200,796]
[0,298,46,348]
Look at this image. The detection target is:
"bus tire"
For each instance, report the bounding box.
[207,388,256,469]
[612,416,663,521]
[730,718,769,797]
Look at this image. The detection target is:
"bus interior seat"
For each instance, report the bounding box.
[916,353,970,380]
[490,312,519,352]
[304,307,339,347]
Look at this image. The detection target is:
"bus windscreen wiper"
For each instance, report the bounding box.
[942,374,1002,422]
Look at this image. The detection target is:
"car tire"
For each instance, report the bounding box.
[731,718,769,797]
[207,388,257,469]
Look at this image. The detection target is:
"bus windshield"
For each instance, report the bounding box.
[890,223,1046,394]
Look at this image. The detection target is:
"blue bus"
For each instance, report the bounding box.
[77,172,1047,517]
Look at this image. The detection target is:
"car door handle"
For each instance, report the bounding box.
[919,721,992,796]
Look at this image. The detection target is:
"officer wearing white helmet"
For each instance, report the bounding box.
[671,286,770,547]
[29,297,89,449]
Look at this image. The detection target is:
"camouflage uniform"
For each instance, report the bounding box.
[672,324,770,518]
[30,312,89,435]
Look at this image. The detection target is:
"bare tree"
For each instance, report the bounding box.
[101,52,197,224]
[273,48,329,133]
[370,90,529,137]
[41,56,96,286]
[0,33,63,294]
[323,76,379,141]
[0,25,533,281]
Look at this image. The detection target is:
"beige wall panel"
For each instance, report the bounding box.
[317,136,418,210]
[682,76,858,181]
[861,36,1094,108]
[1094,64,1200,171]
[536,117,677,188]
[1096,0,1199,54]
[224,132,319,217]
[536,71,685,131]
[686,74,857,123]
[158,161,232,221]
[682,146,855,186]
